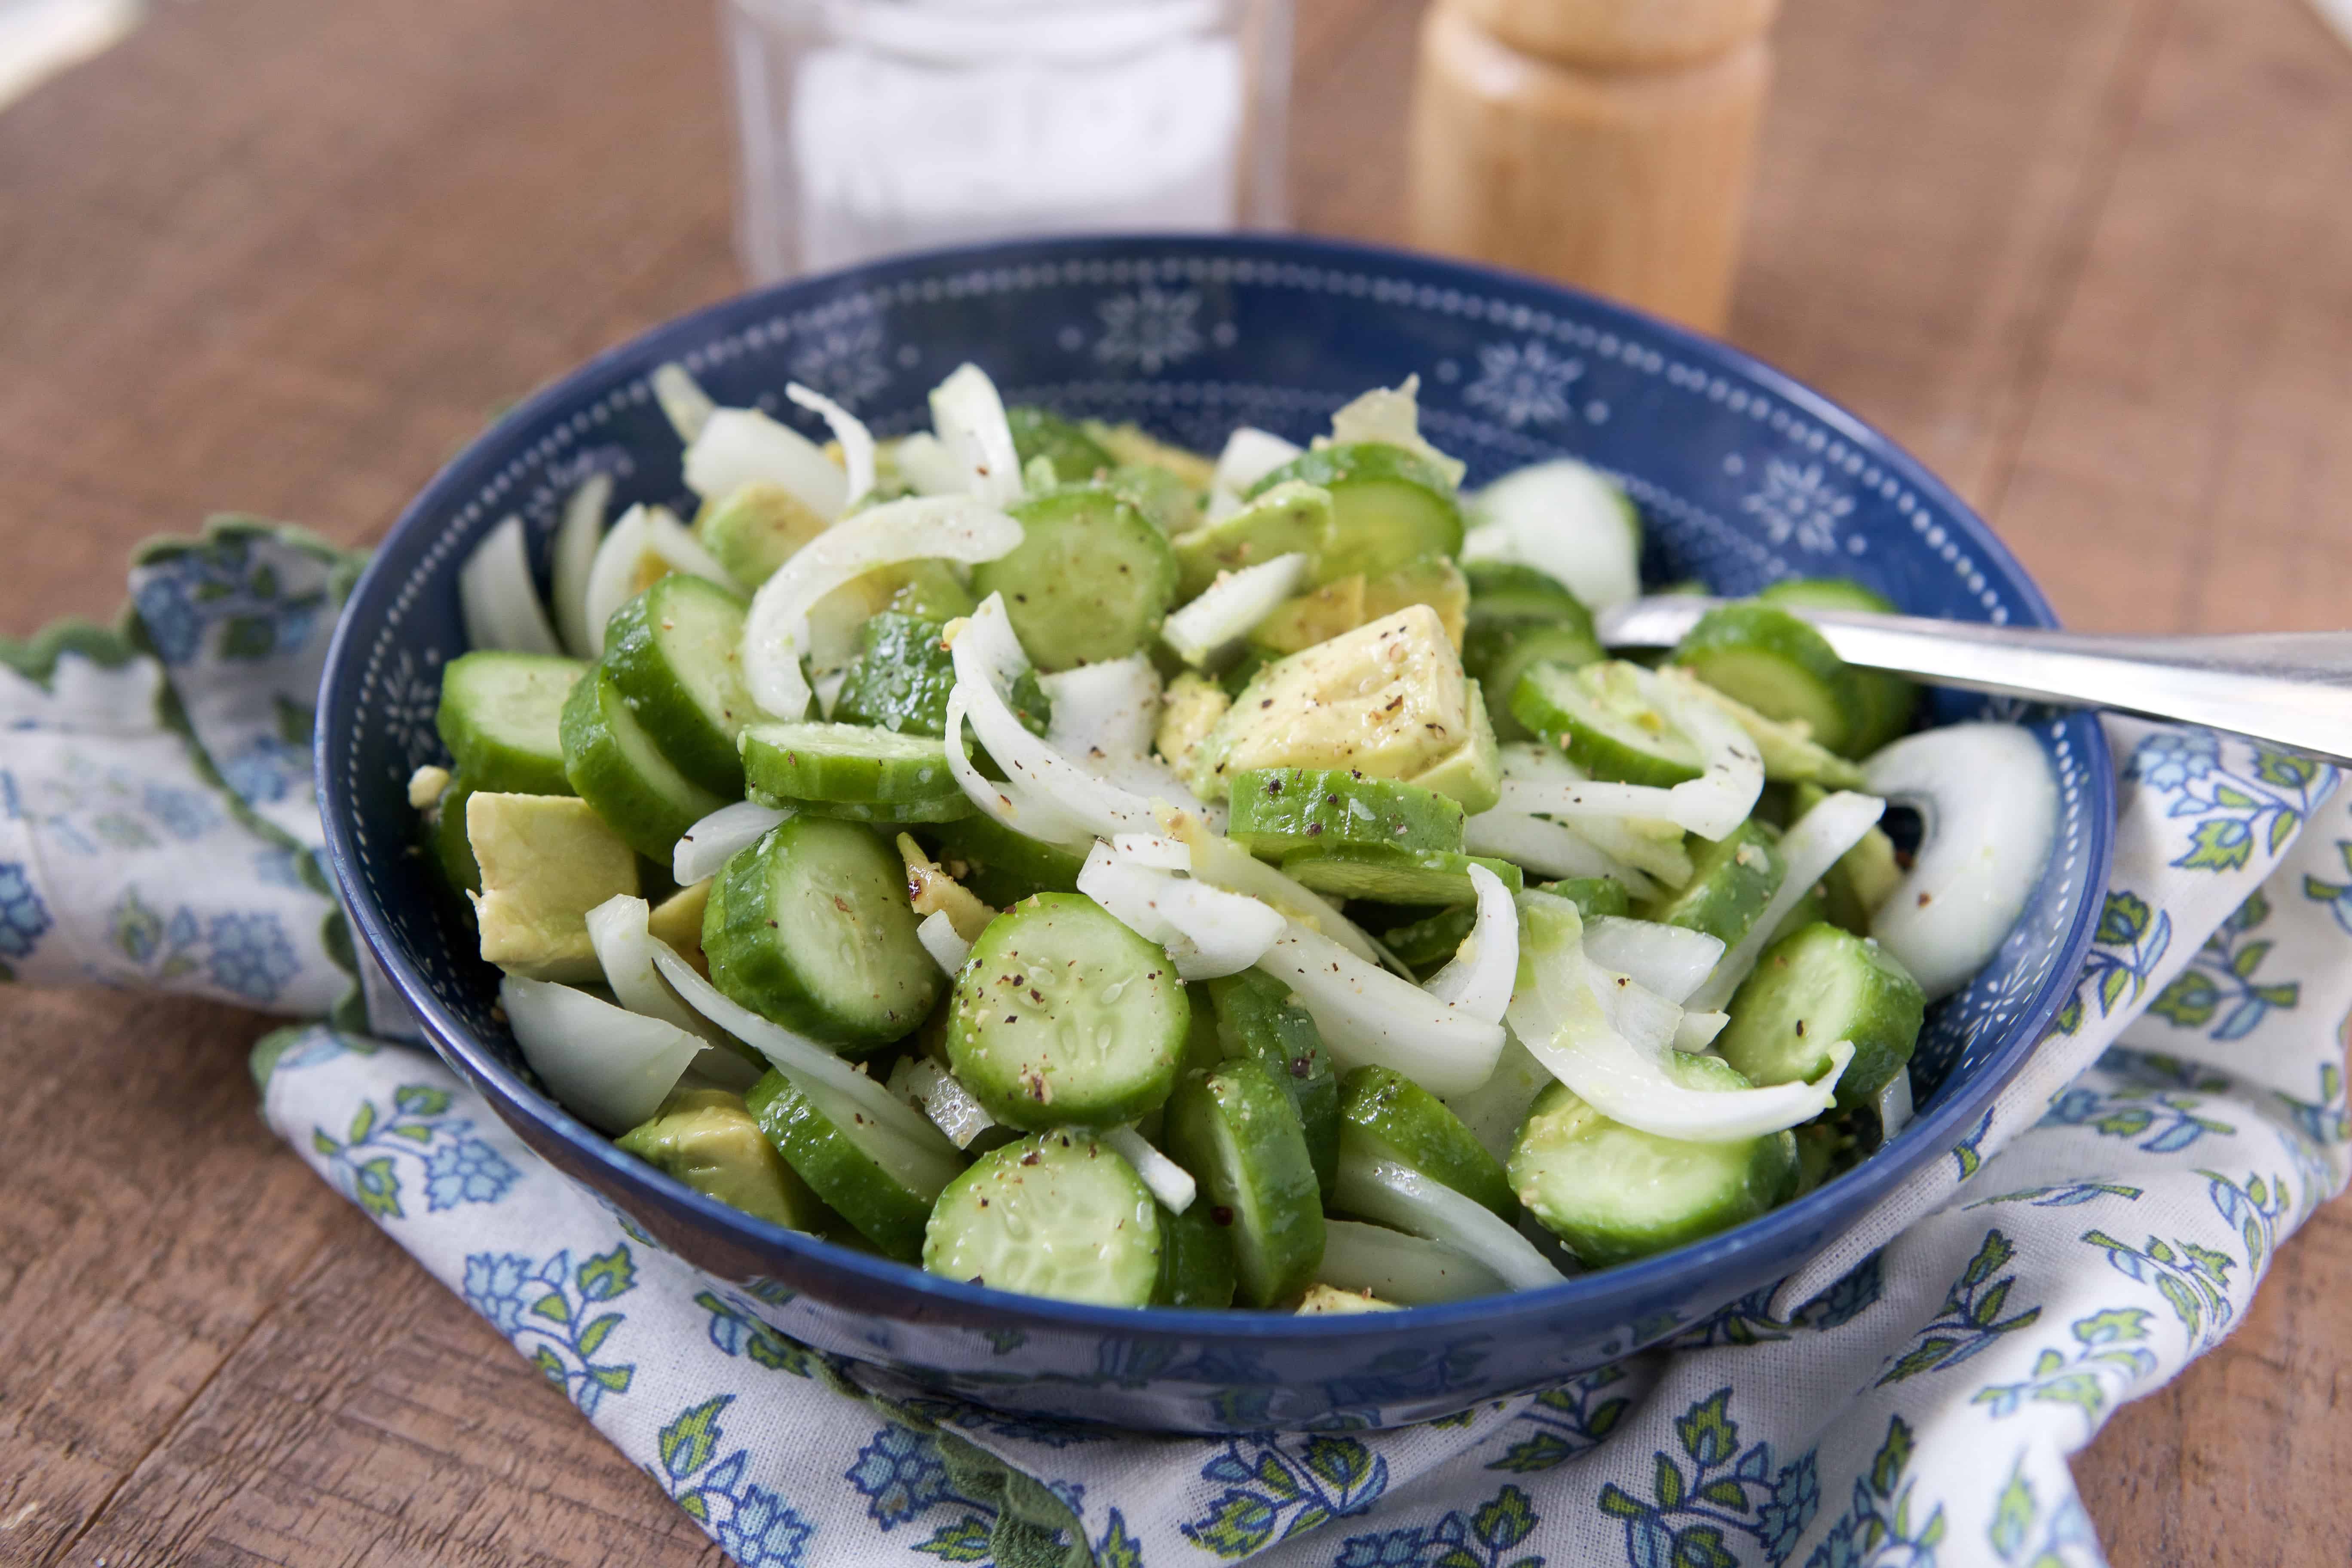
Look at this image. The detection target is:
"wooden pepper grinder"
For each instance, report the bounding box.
[1407,0,1777,333]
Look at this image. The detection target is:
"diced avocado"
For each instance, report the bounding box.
[1363,554,1469,649]
[1296,1283,1400,1314]
[468,792,640,982]
[694,480,831,588]
[1171,481,1334,600]
[648,877,712,976]
[1105,464,1202,535]
[1188,605,1475,800]
[617,1086,835,1231]
[1156,672,1231,780]
[1250,576,1366,655]
[897,833,995,944]
[1404,680,1502,815]
[1080,419,1218,492]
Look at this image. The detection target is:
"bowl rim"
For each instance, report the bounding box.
[318,230,2114,1346]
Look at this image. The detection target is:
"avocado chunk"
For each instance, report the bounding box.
[1250,575,1366,656]
[1080,419,1219,492]
[648,877,713,976]
[1188,604,1476,800]
[1362,554,1469,649]
[1296,1283,1400,1314]
[1155,672,1231,780]
[693,480,832,588]
[617,1086,835,1231]
[1170,481,1334,600]
[1403,680,1502,815]
[468,792,640,982]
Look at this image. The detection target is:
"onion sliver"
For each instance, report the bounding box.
[1209,427,1303,516]
[917,910,973,976]
[684,405,848,520]
[941,690,1096,851]
[888,1056,999,1150]
[550,473,612,659]
[1438,1035,1553,1166]
[1332,1154,1563,1291]
[459,515,564,656]
[1423,863,1518,1024]
[651,361,717,444]
[1326,378,1467,489]
[1492,669,1761,842]
[1580,917,1723,1006]
[1675,1010,1729,1054]
[1041,655,1203,805]
[1866,723,2058,1001]
[581,505,739,658]
[1159,807,1388,968]
[1877,1069,1915,1139]
[1319,1219,1508,1305]
[892,432,968,496]
[500,975,701,1134]
[929,363,1023,507]
[674,800,790,886]
[1256,921,1505,1097]
[1463,459,1639,611]
[1687,789,1885,1012]
[1161,553,1311,668]
[1104,1124,1197,1213]
[583,894,754,1084]
[749,498,1022,721]
[785,382,876,509]
[1108,833,1193,871]
[1461,809,1660,900]
[1077,843,1285,981]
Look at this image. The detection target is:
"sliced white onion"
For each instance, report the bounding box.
[1877,1068,1915,1138]
[1438,1033,1552,1167]
[500,975,702,1134]
[1326,377,1468,490]
[1256,921,1505,1096]
[1159,807,1388,968]
[1334,1152,1564,1291]
[684,406,848,520]
[1040,655,1204,805]
[1590,968,1686,1063]
[1510,895,1848,1142]
[1318,1219,1508,1305]
[1161,552,1312,668]
[673,800,790,886]
[1688,789,1886,1013]
[1580,917,1724,1005]
[930,362,1023,507]
[1490,671,1762,842]
[550,472,612,658]
[1423,864,1518,1024]
[918,910,973,976]
[1109,833,1193,872]
[1461,808,1660,900]
[888,1056,999,1150]
[459,515,564,656]
[942,689,1097,851]
[579,505,738,658]
[1103,1124,1197,1213]
[1463,459,1641,612]
[1866,724,2058,1001]
[1675,1010,1730,1054]
[748,497,1022,720]
[1208,427,1303,518]
[784,383,876,510]
[583,895,756,1087]
[651,362,717,445]
[1077,843,1284,980]
[892,431,969,496]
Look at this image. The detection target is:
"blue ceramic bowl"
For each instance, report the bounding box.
[318,234,2112,1433]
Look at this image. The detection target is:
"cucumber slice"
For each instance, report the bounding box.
[922,1132,1162,1305]
[1006,406,1115,482]
[1163,1058,1325,1308]
[1716,922,1926,1107]
[1225,769,1467,858]
[747,1067,961,1261]
[1154,1197,1240,1308]
[880,561,980,622]
[925,813,1086,907]
[1280,844,1524,906]
[425,770,482,895]
[1670,604,1857,755]
[946,893,1190,1130]
[831,612,1050,741]
[739,721,970,823]
[1510,1065,1799,1267]
[704,815,943,1047]
[1467,624,1606,744]
[1381,903,1475,976]
[1336,1065,1514,1220]
[1201,970,1339,1198]
[972,487,1179,671]
[1510,661,1703,786]
[618,1085,836,1231]
[1638,818,1786,949]
[1170,481,1334,600]
[1248,443,1465,585]
[1462,561,1589,627]
[1755,579,1918,756]
[1105,464,1202,536]
[1790,782,1903,935]
[1534,877,1632,920]
[436,651,586,796]
[560,667,727,859]
[694,480,830,589]
[601,575,754,796]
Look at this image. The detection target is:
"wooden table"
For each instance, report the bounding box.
[3,0,2347,1561]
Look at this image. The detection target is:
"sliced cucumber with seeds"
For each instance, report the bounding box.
[1511,660,1703,787]
[1007,407,1116,482]
[1105,465,1202,536]
[832,612,1049,741]
[922,1132,1161,1305]
[560,667,727,859]
[425,770,483,895]
[1463,560,1589,626]
[1225,769,1467,859]
[1201,970,1338,1198]
[1757,578,1918,757]
[1638,818,1786,949]
[1790,781,1903,935]
[1164,1058,1325,1308]
[1717,922,1926,1108]
[436,651,585,796]
[946,893,1190,1130]
[1171,480,1333,600]
[1671,604,1857,756]
[747,1067,962,1261]
[601,575,754,796]
[1336,1065,1515,1220]
[739,721,971,824]
[1510,1064,1799,1268]
[925,813,1086,907]
[1469,624,1606,744]
[1534,877,1632,921]
[1154,1198,1240,1308]
[1248,443,1464,585]
[972,487,1179,671]
[704,815,942,1047]
[1280,844,1524,906]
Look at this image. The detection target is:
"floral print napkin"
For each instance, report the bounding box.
[8,524,2348,1568]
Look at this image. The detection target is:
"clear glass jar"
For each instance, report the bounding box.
[721,0,1293,282]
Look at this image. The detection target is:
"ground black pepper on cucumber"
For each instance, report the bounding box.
[425,359,2058,1313]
